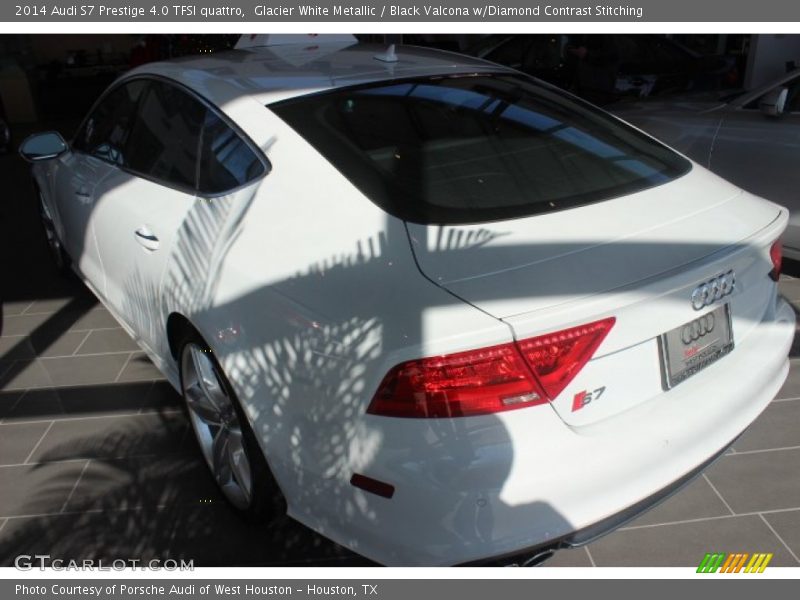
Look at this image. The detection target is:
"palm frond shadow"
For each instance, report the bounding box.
[0,409,368,566]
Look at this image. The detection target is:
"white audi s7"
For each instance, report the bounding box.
[20,39,794,566]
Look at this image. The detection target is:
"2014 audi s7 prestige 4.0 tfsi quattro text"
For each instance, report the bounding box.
[20,39,795,566]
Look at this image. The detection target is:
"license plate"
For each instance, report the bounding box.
[658,303,734,390]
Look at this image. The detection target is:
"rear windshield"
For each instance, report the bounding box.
[270,73,691,224]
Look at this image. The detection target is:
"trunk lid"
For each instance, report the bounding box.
[406,167,776,319]
[406,167,786,425]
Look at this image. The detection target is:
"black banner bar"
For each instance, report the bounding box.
[3,1,800,22]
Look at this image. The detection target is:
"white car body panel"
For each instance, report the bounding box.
[90,170,196,356]
[30,42,795,566]
[52,153,112,289]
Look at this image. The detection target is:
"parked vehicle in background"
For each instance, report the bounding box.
[615,68,800,260]
[19,39,794,566]
[467,34,738,103]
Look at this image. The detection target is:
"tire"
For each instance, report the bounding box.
[37,188,71,275]
[178,332,284,519]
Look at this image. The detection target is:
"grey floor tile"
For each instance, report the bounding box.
[705,449,800,513]
[140,381,182,411]
[542,547,593,567]
[2,382,154,422]
[762,510,800,563]
[0,390,25,421]
[0,509,179,565]
[1,313,53,337]
[1,301,34,317]
[590,515,796,567]
[624,476,732,528]
[775,360,800,399]
[4,308,95,349]
[0,337,36,361]
[32,331,91,358]
[0,389,64,421]
[733,400,800,452]
[64,455,221,512]
[117,353,166,382]
[24,294,96,316]
[39,354,132,387]
[779,279,800,302]
[0,461,88,517]
[0,422,52,465]
[75,329,139,355]
[0,360,53,390]
[164,504,362,566]
[27,411,188,463]
[0,503,365,567]
[57,381,153,417]
[67,309,119,332]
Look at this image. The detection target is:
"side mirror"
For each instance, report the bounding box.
[19,132,68,162]
[760,87,788,117]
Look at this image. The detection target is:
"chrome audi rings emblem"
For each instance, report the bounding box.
[681,312,715,344]
[691,270,735,310]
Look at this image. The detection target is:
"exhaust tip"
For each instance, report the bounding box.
[518,549,557,567]
[477,547,557,567]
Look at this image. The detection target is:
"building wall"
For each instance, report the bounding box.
[745,34,800,89]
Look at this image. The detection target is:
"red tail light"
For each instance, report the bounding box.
[516,317,616,400]
[367,342,546,418]
[769,240,783,282]
[367,317,614,418]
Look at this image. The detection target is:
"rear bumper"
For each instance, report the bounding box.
[463,433,735,566]
[285,298,795,566]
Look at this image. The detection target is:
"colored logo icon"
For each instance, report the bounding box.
[697,552,773,573]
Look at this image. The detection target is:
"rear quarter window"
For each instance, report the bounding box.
[198,110,266,195]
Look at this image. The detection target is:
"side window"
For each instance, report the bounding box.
[125,80,205,190]
[197,111,265,195]
[73,80,147,165]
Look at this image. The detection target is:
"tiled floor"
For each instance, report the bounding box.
[2,146,800,567]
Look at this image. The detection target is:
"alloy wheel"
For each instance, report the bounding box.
[181,343,253,510]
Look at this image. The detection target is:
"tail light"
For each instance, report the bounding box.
[516,317,616,400]
[367,342,546,418]
[367,317,615,418]
[769,240,783,282]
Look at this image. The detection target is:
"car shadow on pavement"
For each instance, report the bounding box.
[0,148,373,566]
[0,393,376,566]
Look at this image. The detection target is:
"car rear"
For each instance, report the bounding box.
[268,68,794,565]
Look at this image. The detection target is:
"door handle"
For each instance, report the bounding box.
[134,227,160,251]
[73,189,92,202]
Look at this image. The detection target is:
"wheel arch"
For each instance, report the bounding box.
[166,311,197,360]
[167,310,288,515]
